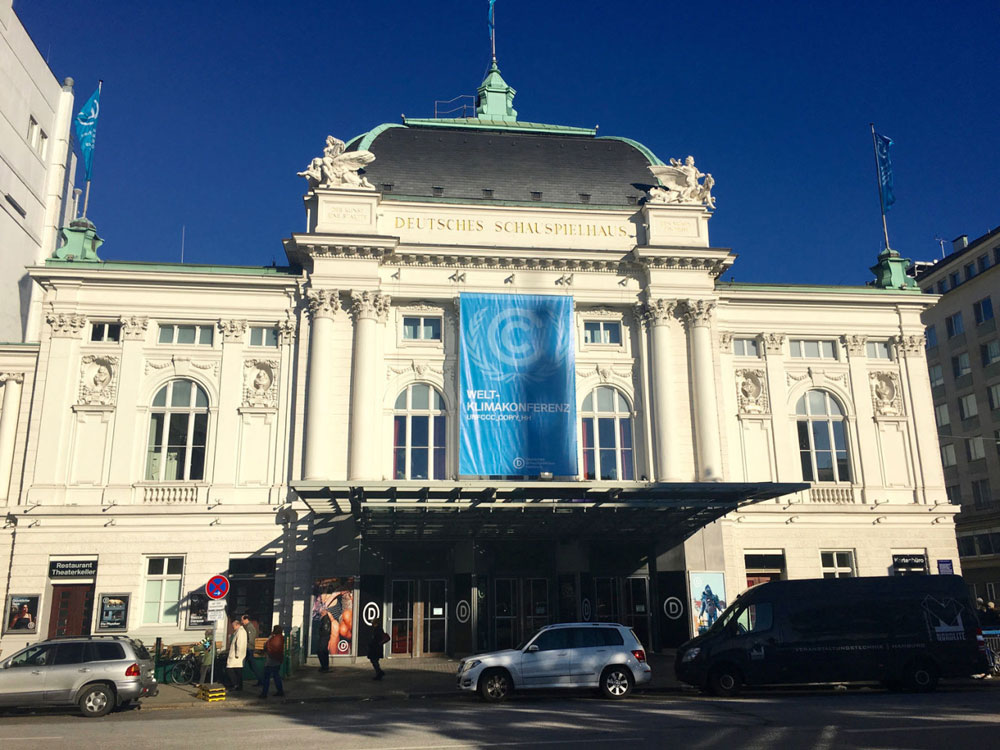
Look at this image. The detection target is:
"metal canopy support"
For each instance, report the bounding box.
[293,480,807,548]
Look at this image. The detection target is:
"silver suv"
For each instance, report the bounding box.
[0,635,157,717]
[457,622,652,701]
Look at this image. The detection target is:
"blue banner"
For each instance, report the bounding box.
[74,84,101,180]
[459,293,577,477]
[874,131,895,212]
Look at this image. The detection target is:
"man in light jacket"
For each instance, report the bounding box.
[226,618,247,691]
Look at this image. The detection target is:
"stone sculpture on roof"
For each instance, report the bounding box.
[647,156,716,208]
[298,135,376,189]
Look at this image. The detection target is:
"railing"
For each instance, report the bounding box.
[809,486,855,504]
[142,484,201,504]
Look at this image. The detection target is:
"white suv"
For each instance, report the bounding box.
[457,622,651,701]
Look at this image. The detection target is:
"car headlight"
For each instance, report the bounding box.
[681,648,701,663]
[463,659,482,672]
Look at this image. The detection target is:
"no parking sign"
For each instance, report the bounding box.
[206,575,230,600]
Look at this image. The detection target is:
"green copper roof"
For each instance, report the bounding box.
[598,136,664,166]
[400,117,596,135]
[43,259,297,276]
[475,61,517,122]
[718,281,925,295]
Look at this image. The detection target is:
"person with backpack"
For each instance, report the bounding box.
[367,623,390,680]
[259,625,286,698]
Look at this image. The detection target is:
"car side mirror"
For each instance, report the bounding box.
[526,644,539,653]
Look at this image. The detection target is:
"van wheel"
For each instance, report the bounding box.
[708,665,742,697]
[479,669,513,702]
[600,666,634,699]
[903,660,939,692]
[78,684,114,717]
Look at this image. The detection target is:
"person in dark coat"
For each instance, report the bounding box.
[367,623,388,680]
[316,611,332,672]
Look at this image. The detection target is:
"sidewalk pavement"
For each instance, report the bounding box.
[142,651,684,710]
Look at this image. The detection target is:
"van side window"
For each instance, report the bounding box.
[736,603,773,634]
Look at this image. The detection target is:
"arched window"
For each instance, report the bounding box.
[393,383,446,480]
[795,390,851,483]
[145,380,209,481]
[581,386,634,481]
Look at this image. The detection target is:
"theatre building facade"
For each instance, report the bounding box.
[0,70,960,659]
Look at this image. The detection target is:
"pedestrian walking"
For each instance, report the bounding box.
[241,613,265,686]
[259,625,286,698]
[197,628,214,686]
[316,611,332,672]
[367,623,389,680]
[226,618,247,691]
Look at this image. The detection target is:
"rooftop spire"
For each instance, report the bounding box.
[476,61,517,122]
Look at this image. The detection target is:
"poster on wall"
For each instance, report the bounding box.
[96,593,130,632]
[688,571,727,637]
[4,594,40,634]
[311,577,354,658]
[459,292,577,477]
[187,592,211,629]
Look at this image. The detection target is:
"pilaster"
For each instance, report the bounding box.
[895,334,945,503]
[105,317,149,498]
[210,319,248,496]
[842,334,881,499]
[761,333,794,482]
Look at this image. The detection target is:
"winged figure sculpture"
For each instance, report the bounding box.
[647,156,716,208]
[298,135,375,189]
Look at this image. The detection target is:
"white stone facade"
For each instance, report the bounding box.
[0,168,959,657]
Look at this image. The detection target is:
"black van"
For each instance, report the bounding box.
[675,575,989,696]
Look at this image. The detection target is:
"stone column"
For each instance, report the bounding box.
[304,289,340,481]
[210,319,248,492]
[106,316,149,496]
[0,373,25,502]
[349,291,390,481]
[644,299,680,481]
[682,300,723,480]
[896,334,945,504]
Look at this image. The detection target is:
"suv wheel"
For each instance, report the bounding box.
[600,665,634,699]
[903,660,939,692]
[79,684,114,717]
[708,665,742,697]
[479,669,513,702]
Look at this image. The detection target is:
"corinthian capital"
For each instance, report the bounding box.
[46,310,87,338]
[894,334,926,358]
[121,316,149,341]
[218,319,248,343]
[350,290,391,323]
[305,288,340,320]
[680,299,716,328]
[643,298,678,326]
[841,334,867,357]
[277,309,298,344]
[761,333,785,355]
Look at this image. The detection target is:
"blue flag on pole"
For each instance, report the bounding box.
[74,85,101,180]
[874,131,895,212]
[489,0,496,38]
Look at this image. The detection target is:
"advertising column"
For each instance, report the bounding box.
[459,293,577,477]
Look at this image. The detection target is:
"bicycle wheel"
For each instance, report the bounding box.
[171,660,196,684]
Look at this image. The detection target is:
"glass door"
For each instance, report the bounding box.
[524,578,549,636]
[494,578,518,650]
[594,577,619,623]
[422,579,448,654]
[623,576,650,647]
[390,579,414,655]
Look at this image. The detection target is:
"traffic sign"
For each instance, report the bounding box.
[206,575,230,600]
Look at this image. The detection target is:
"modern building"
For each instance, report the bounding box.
[0,62,959,661]
[0,0,77,342]
[916,228,1000,602]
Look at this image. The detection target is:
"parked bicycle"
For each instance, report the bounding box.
[165,651,201,685]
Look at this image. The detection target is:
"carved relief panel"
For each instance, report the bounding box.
[243,359,279,408]
[736,368,769,415]
[870,371,904,417]
[78,355,119,406]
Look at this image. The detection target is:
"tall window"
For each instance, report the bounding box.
[143,556,183,624]
[580,386,634,480]
[946,312,964,338]
[795,390,851,483]
[925,325,938,349]
[145,380,209,481]
[393,383,446,479]
[975,297,995,325]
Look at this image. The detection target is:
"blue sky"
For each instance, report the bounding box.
[17,0,1000,285]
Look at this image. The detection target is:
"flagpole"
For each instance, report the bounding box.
[869,122,890,252]
[490,2,496,62]
[80,80,102,220]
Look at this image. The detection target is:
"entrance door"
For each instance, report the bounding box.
[623,576,651,647]
[524,578,549,636]
[390,580,414,655]
[422,579,447,655]
[47,585,94,638]
[594,577,619,623]
[494,578,518,649]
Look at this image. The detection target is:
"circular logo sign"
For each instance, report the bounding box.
[205,575,230,600]
[663,596,684,620]
[582,598,592,622]
[337,639,349,653]
[456,600,471,624]
[362,602,380,626]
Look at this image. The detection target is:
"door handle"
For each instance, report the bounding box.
[79,668,91,673]
[31,670,42,675]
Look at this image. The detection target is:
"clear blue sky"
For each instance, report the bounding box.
[17,0,1000,285]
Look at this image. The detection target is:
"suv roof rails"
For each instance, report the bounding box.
[45,634,131,641]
